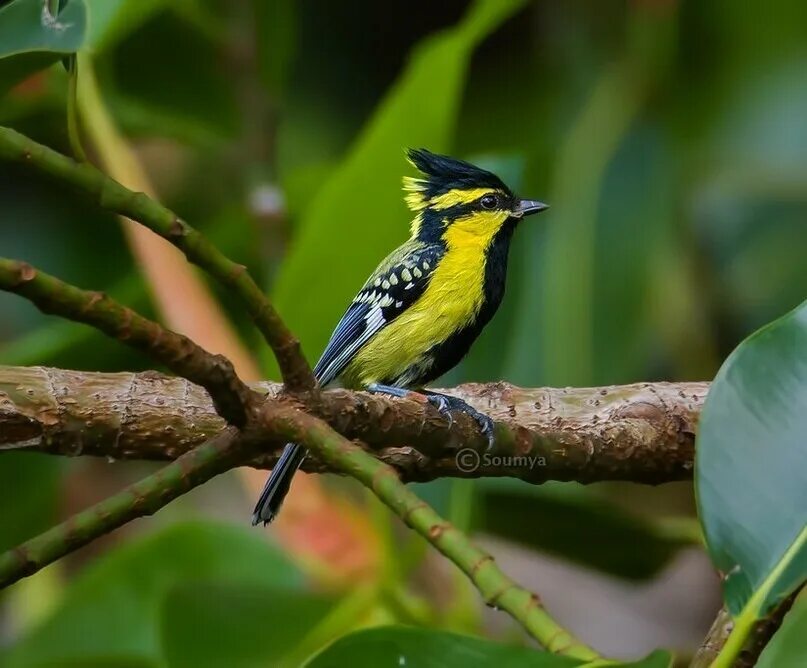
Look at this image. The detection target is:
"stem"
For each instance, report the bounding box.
[0,258,254,426]
[0,124,313,392]
[266,406,600,660]
[710,611,756,668]
[0,429,242,589]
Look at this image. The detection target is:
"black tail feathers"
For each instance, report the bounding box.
[251,443,307,525]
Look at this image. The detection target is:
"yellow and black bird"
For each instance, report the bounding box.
[253,149,547,524]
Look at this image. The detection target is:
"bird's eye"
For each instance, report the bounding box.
[480,194,498,210]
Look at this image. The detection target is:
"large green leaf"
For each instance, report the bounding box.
[696,300,807,618]
[756,593,807,668]
[5,521,305,667]
[306,626,583,668]
[0,0,87,93]
[266,0,528,374]
[160,582,335,668]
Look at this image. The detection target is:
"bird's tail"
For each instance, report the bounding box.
[251,443,307,525]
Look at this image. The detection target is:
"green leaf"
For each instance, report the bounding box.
[266,0,529,374]
[0,0,87,93]
[160,581,334,668]
[306,626,584,668]
[696,299,807,619]
[756,593,807,668]
[5,521,305,667]
[476,482,694,581]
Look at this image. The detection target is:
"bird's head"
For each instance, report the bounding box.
[403,148,547,245]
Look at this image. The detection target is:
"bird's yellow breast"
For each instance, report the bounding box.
[342,213,506,388]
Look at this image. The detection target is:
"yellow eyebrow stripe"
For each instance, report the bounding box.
[429,187,495,210]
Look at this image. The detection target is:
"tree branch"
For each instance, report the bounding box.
[0,365,705,484]
[0,125,313,391]
[264,405,600,660]
[0,428,243,589]
[0,260,255,426]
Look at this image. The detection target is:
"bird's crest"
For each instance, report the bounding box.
[402,148,509,212]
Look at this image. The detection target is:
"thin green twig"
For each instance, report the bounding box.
[0,257,254,426]
[0,429,242,589]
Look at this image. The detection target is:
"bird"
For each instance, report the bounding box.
[252,148,548,525]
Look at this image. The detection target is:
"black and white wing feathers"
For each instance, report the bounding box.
[313,242,443,385]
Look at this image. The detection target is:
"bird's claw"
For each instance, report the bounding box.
[426,394,454,428]
[476,413,496,451]
[425,393,495,450]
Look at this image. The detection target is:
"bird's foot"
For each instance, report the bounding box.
[422,391,496,450]
[365,384,496,448]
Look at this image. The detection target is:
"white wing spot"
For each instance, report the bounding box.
[412,267,422,278]
[382,280,390,290]
[389,273,398,285]
[395,300,403,308]
[374,278,381,287]
[404,282,414,290]
[401,268,412,282]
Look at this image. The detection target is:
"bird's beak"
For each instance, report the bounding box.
[513,199,549,218]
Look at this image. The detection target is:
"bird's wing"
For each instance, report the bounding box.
[313,241,443,385]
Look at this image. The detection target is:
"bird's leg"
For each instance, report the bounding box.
[366,384,495,448]
[366,383,414,400]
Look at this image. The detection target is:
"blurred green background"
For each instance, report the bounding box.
[0,0,805,665]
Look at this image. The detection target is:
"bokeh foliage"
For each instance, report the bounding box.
[0,0,805,664]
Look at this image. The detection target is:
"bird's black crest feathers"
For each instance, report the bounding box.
[406,148,510,197]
